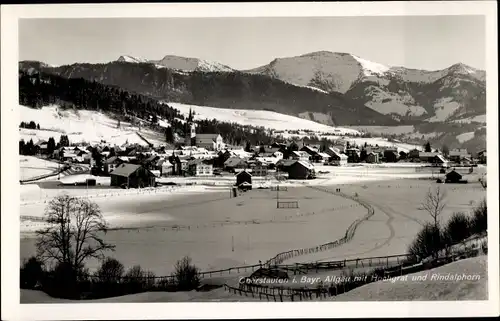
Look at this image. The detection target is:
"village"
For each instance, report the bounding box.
[19,115,487,190]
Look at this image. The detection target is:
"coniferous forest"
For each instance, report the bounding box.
[19,70,276,146]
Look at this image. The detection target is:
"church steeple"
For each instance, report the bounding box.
[184,109,196,147]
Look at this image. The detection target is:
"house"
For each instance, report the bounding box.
[288,161,315,180]
[448,149,471,163]
[300,145,319,157]
[432,155,449,167]
[345,148,360,163]
[366,152,380,164]
[110,164,156,188]
[290,151,311,161]
[383,150,399,163]
[251,163,268,177]
[104,156,125,174]
[272,151,284,159]
[315,152,331,163]
[224,157,248,172]
[187,159,213,177]
[235,170,252,188]
[327,149,348,166]
[445,170,463,183]
[142,155,160,170]
[408,149,420,160]
[36,141,48,155]
[61,152,78,162]
[195,134,224,151]
[276,159,297,172]
[419,152,441,163]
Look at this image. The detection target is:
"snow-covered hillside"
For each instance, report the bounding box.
[19,105,166,146]
[331,255,488,301]
[166,102,361,135]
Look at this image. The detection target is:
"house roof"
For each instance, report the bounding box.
[292,151,310,158]
[446,170,463,178]
[187,159,211,166]
[225,157,246,167]
[293,160,314,170]
[420,152,440,158]
[109,163,143,177]
[318,152,330,158]
[435,155,448,163]
[236,170,252,177]
[105,156,120,164]
[196,134,221,142]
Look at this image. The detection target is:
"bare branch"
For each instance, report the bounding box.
[35,194,114,273]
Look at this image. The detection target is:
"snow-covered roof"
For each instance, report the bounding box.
[294,160,315,170]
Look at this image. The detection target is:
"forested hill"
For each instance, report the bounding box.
[19,61,397,126]
[18,70,277,146]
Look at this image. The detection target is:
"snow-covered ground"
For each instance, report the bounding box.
[456,131,475,143]
[452,114,487,124]
[427,98,462,122]
[344,125,415,136]
[19,165,486,277]
[331,255,487,301]
[19,156,60,181]
[19,105,165,146]
[166,102,361,135]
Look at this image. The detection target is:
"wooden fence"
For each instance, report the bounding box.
[223,235,486,301]
[277,201,299,209]
[264,184,375,267]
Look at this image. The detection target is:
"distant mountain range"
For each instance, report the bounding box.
[19,51,486,127]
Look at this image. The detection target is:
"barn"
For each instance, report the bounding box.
[287,161,315,180]
[110,163,156,188]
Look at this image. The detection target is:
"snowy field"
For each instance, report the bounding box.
[331,255,488,301]
[19,165,486,277]
[166,102,361,135]
[19,105,165,146]
[282,179,486,263]
[21,186,367,275]
[344,125,415,136]
[19,156,61,181]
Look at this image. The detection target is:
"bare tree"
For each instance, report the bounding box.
[36,194,115,274]
[479,175,487,189]
[421,186,447,229]
[420,186,447,259]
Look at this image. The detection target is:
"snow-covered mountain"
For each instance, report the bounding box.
[152,55,234,72]
[114,54,234,73]
[246,51,486,122]
[116,55,149,64]
[19,50,485,127]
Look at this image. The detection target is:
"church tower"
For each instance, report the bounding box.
[184,108,196,146]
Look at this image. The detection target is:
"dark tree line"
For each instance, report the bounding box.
[19,136,67,156]
[20,121,40,130]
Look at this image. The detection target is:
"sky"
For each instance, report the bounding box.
[19,16,486,71]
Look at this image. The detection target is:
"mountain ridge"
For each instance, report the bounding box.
[19,50,485,126]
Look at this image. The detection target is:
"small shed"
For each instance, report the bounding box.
[445,170,463,183]
[236,170,252,187]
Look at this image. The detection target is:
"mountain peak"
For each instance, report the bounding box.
[117,55,148,63]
